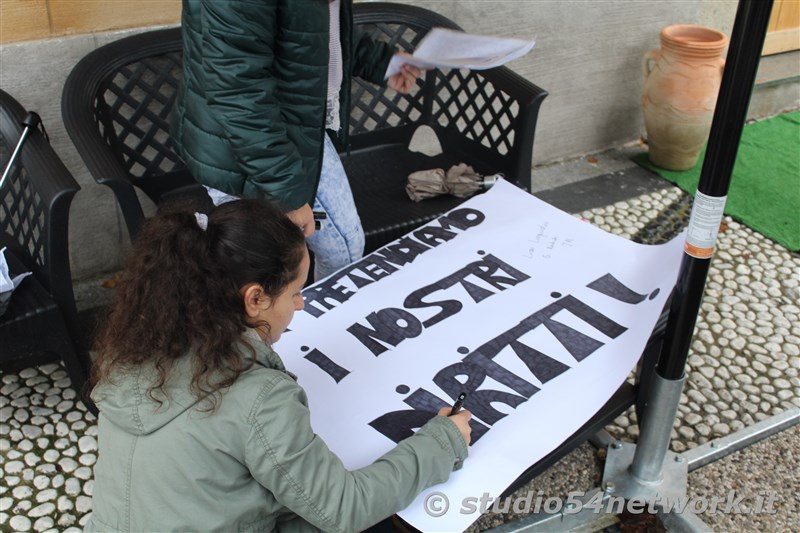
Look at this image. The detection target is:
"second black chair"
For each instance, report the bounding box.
[0,89,95,413]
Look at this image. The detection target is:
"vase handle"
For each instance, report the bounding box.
[643,49,660,80]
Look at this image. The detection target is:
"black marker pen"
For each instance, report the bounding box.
[449,392,467,415]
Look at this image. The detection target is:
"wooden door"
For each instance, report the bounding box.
[763,0,800,55]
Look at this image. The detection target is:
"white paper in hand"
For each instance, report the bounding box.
[0,246,31,293]
[385,27,535,78]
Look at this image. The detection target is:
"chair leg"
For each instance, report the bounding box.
[52,317,98,416]
[62,344,98,416]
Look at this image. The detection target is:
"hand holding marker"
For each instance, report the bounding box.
[447,392,471,445]
[450,392,467,415]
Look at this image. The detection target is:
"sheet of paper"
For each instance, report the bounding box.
[275,180,684,531]
[0,246,31,293]
[385,27,535,78]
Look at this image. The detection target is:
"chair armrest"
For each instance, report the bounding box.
[351,3,548,191]
[429,64,548,191]
[477,66,549,191]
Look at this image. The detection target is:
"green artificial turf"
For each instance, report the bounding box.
[634,111,800,251]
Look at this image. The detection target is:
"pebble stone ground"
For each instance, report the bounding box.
[586,187,799,452]
[2,166,798,532]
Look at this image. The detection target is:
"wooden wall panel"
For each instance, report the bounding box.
[764,0,800,55]
[774,0,800,31]
[0,0,50,44]
[48,0,180,36]
[0,0,180,44]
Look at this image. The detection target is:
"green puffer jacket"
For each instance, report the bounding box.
[85,335,468,532]
[170,0,395,211]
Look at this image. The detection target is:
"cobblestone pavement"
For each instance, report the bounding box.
[0,366,95,532]
[2,182,798,532]
[588,187,799,452]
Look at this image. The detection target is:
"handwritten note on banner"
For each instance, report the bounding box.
[276,179,684,532]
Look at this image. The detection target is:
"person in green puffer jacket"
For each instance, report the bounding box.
[171,0,423,281]
[84,199,471,533]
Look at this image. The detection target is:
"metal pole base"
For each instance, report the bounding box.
[483,408,798,533]
[681,406,799,472]
[602,442,688,502]
[482,488,621,533]
[658,506,717,533]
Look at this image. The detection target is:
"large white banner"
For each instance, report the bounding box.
[276,180,684,532]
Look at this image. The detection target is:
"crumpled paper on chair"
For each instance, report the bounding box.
[0,246,31,317]
[406,163,499,202]
[444,163,484,198]
[405,168,449,201]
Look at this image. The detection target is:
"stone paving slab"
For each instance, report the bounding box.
[2,174,798,532]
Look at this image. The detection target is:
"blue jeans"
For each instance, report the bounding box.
[306,133,365,280]
[204,133,364,281]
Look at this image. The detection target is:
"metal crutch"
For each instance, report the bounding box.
[0,111,43,191]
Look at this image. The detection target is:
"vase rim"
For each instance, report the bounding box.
[660,24,728,52]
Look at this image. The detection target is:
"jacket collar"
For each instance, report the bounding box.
[92,329,296,435]
[244,328,297,381]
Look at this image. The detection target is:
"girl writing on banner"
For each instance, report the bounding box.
[85,199,471,532]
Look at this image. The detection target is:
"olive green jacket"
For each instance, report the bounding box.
[85,336,467,532]
[170,0,395,211]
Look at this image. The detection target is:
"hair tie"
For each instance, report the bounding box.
[194,212,208,231]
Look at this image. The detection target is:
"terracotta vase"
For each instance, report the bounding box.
[642,24,728,170]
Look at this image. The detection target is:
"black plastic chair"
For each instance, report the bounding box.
[0,89,95,413]
[61,29,208,240]
[61,3,547,251]
[344,3,548,252]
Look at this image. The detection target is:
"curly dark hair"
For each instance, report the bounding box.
[91,199,306,408]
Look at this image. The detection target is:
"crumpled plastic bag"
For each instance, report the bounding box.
[406,163,500,202]
[0,246,31,317]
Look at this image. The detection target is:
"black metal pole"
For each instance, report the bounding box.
[656,0,774,379]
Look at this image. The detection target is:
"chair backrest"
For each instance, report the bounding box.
[0,89,80,317]
[62,28,192,238]
[348,3,462,144]
[350,3,548,190]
